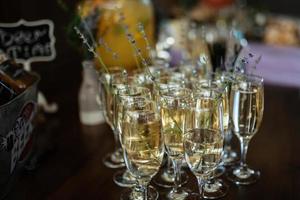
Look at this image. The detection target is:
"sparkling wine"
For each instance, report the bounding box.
[115,96,150,140]
[161,107,188,159]
[113,86,151,135]
[190,92,224,132]
[214,81,230,132]
[184,128,223,177]
[122,110,164,179]
[193,80,228,131]
[230,82,264,140]
[99,67,126,128]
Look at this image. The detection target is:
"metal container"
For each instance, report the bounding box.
[0,73,39,199]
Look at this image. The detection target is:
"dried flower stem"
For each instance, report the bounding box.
[118,12,142,71]
[137,22,153,60]
[98,38,120,61]
[80,14,98,49]
[74,26,109,74]
[122,22,184,135]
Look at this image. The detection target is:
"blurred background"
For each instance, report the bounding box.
[1,0,300,101]
[0,1,300,199]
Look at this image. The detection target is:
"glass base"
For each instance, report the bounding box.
[102,149,125,168]
[222,150,238,166]
[203,179,229,199]
[120,185,159,200]
[185,192,202,200]
[227,165,260,185]
[153,169,188,188]
[213,166,225,178]
[167,187,190,200]
[113,169,136,187]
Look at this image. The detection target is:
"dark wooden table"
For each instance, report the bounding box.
[6,84,300,200]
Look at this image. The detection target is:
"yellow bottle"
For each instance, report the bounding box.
[79,0,155,72]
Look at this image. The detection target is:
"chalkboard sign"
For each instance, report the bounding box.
[0,19,56,70]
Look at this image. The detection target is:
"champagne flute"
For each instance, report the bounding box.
[192,81,229,199]
[160,87,192,199]
[134,69,189,188]
[152,76,189,189]
[192,72,238,166]
[120,100,164,200]
[98,66,127,168]
[113,85,152,187]
[218,72,239,165]
[227,73,264,185]
[183,88,224,199]
[134,68,185,93]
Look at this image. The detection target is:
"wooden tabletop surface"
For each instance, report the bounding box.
[6,84,300,200]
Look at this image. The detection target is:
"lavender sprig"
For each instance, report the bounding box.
[234,47,262,74]
[74,26,109,74]
[77,5,98,50]
[117,17,152,77]
[98,38,119,60]
[122,22,185,135]
[118,12,142,70]
[137,22,152,58]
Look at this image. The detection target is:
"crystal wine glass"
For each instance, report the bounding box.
[192,80,229,199]
[152,76,189,189]
[120,100,164,200]
[192,72,238,166]
[227,73,264,185]
[134,70,189,189]
[217,72,239,165]
[98,66,127,168]
[159,87,192,199]
[183,87,224,199]
[113,85,152,187]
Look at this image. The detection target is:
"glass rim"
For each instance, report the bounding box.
[160,87,191,96]
[124,97,154,107]
[98,66,126,81]
[234,73,264,84]
[193,80,227,93]
[155,76,186,86]
[117,85,151,96]
[192,91,224,104]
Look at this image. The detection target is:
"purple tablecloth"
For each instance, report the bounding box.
[250,43,300,88]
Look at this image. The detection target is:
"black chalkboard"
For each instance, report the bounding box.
[0,19,56,68]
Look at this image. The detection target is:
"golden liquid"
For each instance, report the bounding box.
[220,85,230,132]
[115,96,150,141]
[193,81,229,131]
[122,110,164,179]
[161,107,188,159]
[188,97,223,132]
[184,128,223,177]
[113,86,151,135]
[99,70,126,128]
[230,83,264,140]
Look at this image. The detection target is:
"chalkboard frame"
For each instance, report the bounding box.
[0,19,56,68]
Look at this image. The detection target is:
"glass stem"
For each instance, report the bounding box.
[208,171,215,183]
[196,176,204,197]
[166,156,174,175]
[136,179,149,200]
[172,159,182,192]
[224,130,233,152]
[240,138,250,167]
[113,130,120,152]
